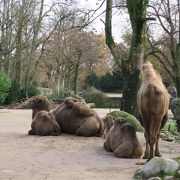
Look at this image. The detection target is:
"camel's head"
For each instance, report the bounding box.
[114,118,126,128]
[20,95,51,111]
[103,115,116,132]
[140,61,162,81]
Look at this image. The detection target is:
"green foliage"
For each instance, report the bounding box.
[81,87,107,106]
[163,118,177,133]
[170,98,180,114]
[174,107,180,132]
[3,81,40,104]
[20,84,40,99]
[0,72,11,104]
[48,89,65,103]
[85,70,124,92]
[4,80,21,104]
[169,98,180,132]
[107,110,143,132]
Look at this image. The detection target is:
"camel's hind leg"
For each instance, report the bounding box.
[155,132,161,157]
[148,134,156,161]
[143,131,150,159]
[147,117,162,161]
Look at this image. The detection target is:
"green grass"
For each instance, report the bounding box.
[163,118,177,132]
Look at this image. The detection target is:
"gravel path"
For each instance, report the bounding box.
[0,109,180,180]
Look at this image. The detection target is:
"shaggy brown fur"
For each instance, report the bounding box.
[137,61,170,161]
[104,119,143,158]
[22,96,61,136]
[28,111,61,136]
[52,97,104,137]
[22,95,51,118]
[103,115,116,138]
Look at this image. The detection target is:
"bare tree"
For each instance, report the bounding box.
[148,0,180,96]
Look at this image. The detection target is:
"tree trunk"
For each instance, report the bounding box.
[73,60,80,95]
[105,0,148,115]
[175,44,180,96]
[120,0,148,115]
[105,0,121,69]
[24,0,44,86]
[14,1,24,86]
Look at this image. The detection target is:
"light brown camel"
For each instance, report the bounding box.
[137,61,170,161]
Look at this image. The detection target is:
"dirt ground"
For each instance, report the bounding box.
[0,109,180,180]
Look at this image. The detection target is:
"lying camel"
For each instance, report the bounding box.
[52,97,104,137]
[137,61,170,161]
[21,95,51,118]
[104,118,143,158]
[22,96,61,136]
[102,115,116,138]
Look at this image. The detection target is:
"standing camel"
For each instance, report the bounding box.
[137,61,169,161]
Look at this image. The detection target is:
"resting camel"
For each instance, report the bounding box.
[102,115,116,138]
[52,97,104,137]
[104,118,143,158]
[22,96,61,136]
[21,95,51,119]
[137,61,170,161]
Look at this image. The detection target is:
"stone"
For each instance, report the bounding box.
[134,157,179,179]
[164,176,175,180]
[147,177,161,180]
[175,170,180,178]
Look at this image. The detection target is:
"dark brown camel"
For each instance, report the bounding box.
[52,97,104,137]
[104,118,143,158]
[22,96,61,136]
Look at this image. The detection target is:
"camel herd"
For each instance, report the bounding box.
[21,61,170,162]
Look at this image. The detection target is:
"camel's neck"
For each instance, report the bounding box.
[32,109,39,119]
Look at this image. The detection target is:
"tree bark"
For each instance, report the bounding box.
[121,0,148,115]
[14,0,25,86]
[105,0,148,115]
[105,0,121,69]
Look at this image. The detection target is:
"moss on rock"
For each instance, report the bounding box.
[107,110,143,132]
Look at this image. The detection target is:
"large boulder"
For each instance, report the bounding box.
[134,157,179,179]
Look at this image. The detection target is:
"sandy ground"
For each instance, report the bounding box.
[0,109,180,180]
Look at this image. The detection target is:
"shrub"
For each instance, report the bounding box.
[4,80,21,104]
[107,110,143,132]
[20,84,40,99]
[48,89,65,103]
[81,87,107,106]
[0,72,11,104]
[170,98,180,114]
[84,70,124,93]
[169,98,180,132]
[174,107,180,132]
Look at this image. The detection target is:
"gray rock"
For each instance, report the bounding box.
[147,177,161,180]
[164,175,175,180]
[160,132,167,139]
[134,157,179,179]
[166,136,175,142]
[176,170,180,178]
